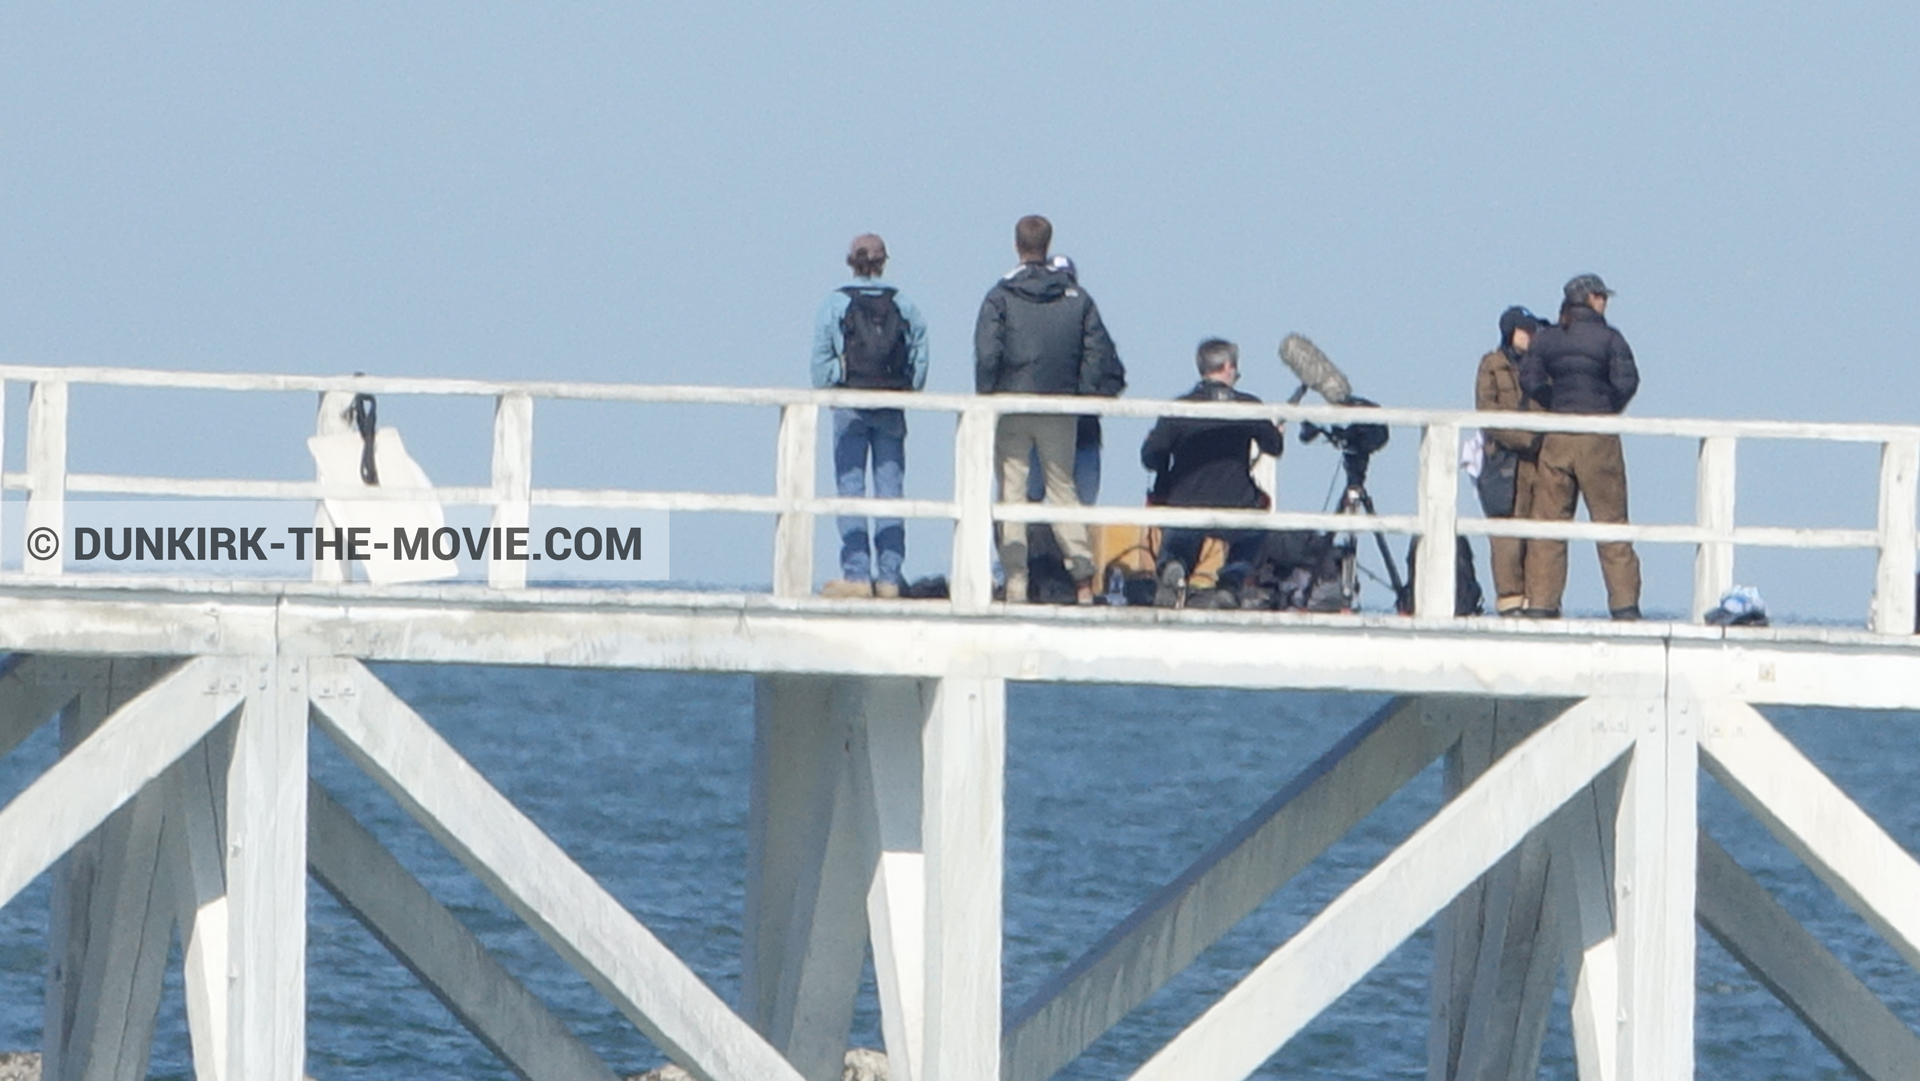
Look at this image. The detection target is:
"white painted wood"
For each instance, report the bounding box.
[1431,699,1564,1081]
[60,781,172,1081]
[849,681,930,1081]
[921,677,1004,1081]
[1009,698,1466,1081]
[868,852,925,1081]
[273,599,1678,699]
[743,675,875,1081]
[43,663,124,1081]
[1696,830,1920,1081]
[489,392,534,589]
[0,658,239,910]
[1414,422,1459,619]
[1613,697,1697,1081]
[165,730,233,1081]
[1700,699,1920,970]
[1871,436,1920,634]
[0,655,94,760]
[25,380,68,577]
[1126,698,1635,1081]
[225,653,309,1081]
[13,360,1920,446]
[773,403,819,599]
[949,406,996,612]
[309,658,806,1081]
[1550,768,1622,1081]
[308,781,620,1081]
[312,391,356,584]
[1694,436,1737,623]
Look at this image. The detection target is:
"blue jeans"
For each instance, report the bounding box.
[833,407,906,584]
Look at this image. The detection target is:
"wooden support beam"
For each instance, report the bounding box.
[921,677,1004,1081]
[1614,698,1697,1081]
[308,781,620,1081]
[309,657,805,1081]
[0,657,238,910]
[225,654,309,1081]
[1701,700,1920,971]
[1551,767,1623,1081]
[39,659,181,1081]
[165,730,234,1081]
[1127,697,1636,1081]
[855,684,928,1081]
[57,783,173,1081]
[1696,830,1920,1081]
[744,676,887,1081]
[1008,697,1470,1081]
[0,655,97,761]
[1433,699,1570,1081]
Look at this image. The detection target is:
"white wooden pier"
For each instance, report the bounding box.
[3,364,1920,1080]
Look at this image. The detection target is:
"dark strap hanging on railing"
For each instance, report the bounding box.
[349,393,380,486]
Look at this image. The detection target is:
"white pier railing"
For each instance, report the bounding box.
[2,364,1917,631]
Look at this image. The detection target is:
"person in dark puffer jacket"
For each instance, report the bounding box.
[1518,273,1643,620]
[974,215,1124,603]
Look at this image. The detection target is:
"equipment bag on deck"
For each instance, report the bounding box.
[1399,536,1485,616]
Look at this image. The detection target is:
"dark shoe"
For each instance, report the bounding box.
[1193,588,1239,610]
[1610,605,1642,621]
[1519,607,1561,619]
[1155,562,1188,609]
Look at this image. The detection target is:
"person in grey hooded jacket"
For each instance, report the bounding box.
[974,215,1124,603]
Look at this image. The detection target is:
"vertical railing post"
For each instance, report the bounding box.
[772,402,819,599]
[24,380,69,577]
[1693,436,1737,623]
[1413,421,1459,618]
[489,392,535,590]
[949,405,996,613]
[1870,436,1919,635]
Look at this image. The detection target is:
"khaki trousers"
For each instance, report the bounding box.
[1524,432,1641,612]
[995,414,1094,589]
[1489,456,1537,612]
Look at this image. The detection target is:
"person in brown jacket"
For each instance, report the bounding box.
[1475,306,1544,614]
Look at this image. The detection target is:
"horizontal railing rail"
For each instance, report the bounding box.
[3,364,1917,632]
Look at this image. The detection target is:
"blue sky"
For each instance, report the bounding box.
[4,3,1916,616]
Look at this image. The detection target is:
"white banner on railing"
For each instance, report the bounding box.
[2,500,671,584]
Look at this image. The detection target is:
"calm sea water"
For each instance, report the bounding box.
[2,667,1917,1080]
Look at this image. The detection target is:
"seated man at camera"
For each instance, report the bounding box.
[1141,338,1284,609]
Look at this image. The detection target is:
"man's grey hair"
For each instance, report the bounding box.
[1196,338,1238,376]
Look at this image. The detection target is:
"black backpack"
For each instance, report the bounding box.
[838,287,911,389]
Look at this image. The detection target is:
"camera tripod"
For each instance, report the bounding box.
[1302,419,1408,613]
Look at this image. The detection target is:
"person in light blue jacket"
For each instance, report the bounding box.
[809,233,929,598]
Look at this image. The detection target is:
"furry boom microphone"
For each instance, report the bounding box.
[1279,334,1353,405]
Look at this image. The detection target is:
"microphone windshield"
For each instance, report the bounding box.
[1279,334,1352,405]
